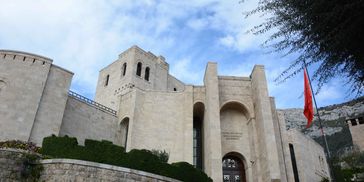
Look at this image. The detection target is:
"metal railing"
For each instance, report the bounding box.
[68,90,117,116]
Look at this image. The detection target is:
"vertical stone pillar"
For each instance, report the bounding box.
[248,117,262,182]
[251,65,282,182]
[203,62,223,182]
[270,97,288,182]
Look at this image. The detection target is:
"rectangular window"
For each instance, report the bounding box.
[193,119,202,170]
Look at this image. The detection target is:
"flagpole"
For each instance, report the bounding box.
[303,60,331,159]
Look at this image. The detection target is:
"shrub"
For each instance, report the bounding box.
[0,140,41,153]
[41,136,126,164]
[41,135,212,182]
[122,149,165,175]
[84,139,125,166]
[151,149,169,163]
[41,135,80,159]
[171,162,212,182]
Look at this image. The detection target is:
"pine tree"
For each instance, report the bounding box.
[246,0,364,94]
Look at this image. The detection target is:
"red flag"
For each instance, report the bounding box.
[303,68,314,128]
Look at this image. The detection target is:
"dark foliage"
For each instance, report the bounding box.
[245,0,364,94]
[151,149,169,163]
[41,135,126,165]
[83,139,125,166]
[171,162,212,182]
[41,135,212,182]
[330,151,364,181]
[122,149,166,175]
[41,135,80,159]
[313,124,353,157]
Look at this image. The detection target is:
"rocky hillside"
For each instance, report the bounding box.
[280,97,364,156]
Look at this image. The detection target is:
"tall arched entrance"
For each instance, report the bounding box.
[193,102,204,170]
[222,153,246,182]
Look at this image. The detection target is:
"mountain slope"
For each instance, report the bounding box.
[280,97,364,156]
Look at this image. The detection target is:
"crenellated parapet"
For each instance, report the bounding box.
[0,50,53,66]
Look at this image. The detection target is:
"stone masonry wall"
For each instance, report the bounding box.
[128,88,193,164]
[59,96,118,145]
[40,159,180,182]
[0,50,52,142]
[0,149,33,181]
[284,130,331,182]
[29,65,73,146]
[0,149,180,182]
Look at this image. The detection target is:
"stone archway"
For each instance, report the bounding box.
[220,101,250,182]
[222,152,246,182]
[119,117,129,148]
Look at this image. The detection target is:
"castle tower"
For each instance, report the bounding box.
[94,46,173,110]
[346,117,364,151]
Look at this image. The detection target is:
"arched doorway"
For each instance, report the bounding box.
[222,154,246,182]
[120,117,129,149]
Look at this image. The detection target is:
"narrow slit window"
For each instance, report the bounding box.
[136,62,142,76]
[145,67,150,81]
[122,63,127,76]
[105,74,110,86]
[289,143,300,182]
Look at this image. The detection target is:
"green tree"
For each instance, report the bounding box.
[245,0,364,94]
[342,149,364,181]
[330,149,364,181]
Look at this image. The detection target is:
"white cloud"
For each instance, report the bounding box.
[0,0,198,96]
[187,18,208,31]
[316,85,342,103]
[170,58,203,85]
[219,35,235,48]
[0,0,352,107]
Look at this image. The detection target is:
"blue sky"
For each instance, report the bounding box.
[0,0,355,108]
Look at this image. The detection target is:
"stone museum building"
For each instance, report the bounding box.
[0,46,330,182]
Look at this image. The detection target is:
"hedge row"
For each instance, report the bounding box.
[41,135,212,182]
